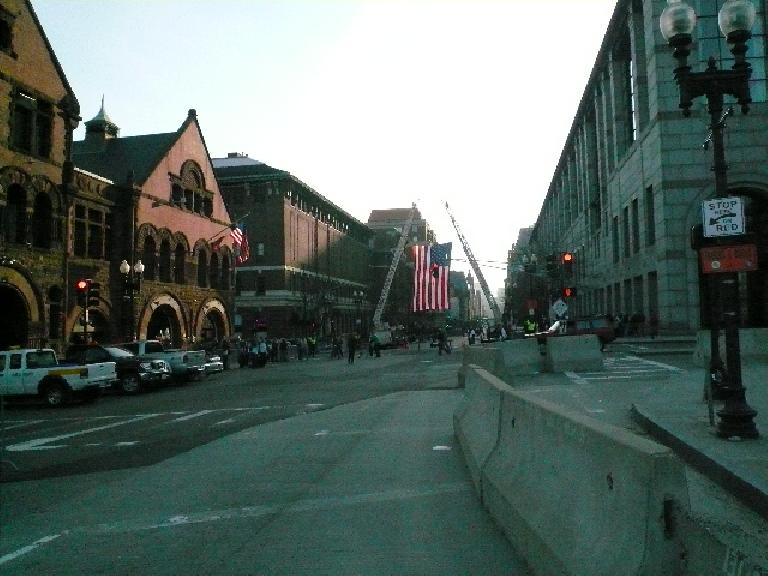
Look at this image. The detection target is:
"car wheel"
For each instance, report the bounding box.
[43,382,69,407]
[120,374,141,394]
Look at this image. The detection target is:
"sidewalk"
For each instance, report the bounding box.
[630,362,768,520]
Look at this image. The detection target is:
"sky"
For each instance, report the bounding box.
[34,0,618,294]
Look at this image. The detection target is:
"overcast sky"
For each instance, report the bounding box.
[35,0,618,294]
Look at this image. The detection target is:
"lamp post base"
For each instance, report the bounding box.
[716,393,759,439]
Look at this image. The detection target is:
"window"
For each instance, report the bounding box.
[73,203,110,260]
[143,237,157,280]
[159,239,172,282]
[11,91,53,158]
[631,199,640,254]
[645,186,656,246]
[174,244,186,284]
[32,192,53,249]
[623,207,631,258]
[197,251,208,287]
[257,242,265,256]
[6,183,26,244]
[10,354,21,369]
[612,216,620,263]
[0,6,15,55]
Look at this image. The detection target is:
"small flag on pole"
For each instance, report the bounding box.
[230,224,249,264]
[412,242,451,311]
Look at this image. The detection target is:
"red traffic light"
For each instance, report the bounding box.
[76,279,89,291]
[561,252,574,264]
[562,287,577,298]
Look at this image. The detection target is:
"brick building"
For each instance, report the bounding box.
[366,207,436,329]
[0,0,81,350]
[213,153,371,339]
[72,107,236,346]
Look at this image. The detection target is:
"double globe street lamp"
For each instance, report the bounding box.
[120,259,145,341]
[660,0,759,438]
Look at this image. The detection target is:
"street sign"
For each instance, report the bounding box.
[552,298,568,317]
[700,244,758,274]
[702,197,745,237]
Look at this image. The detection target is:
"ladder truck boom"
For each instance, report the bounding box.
[371,203,417,329]
[444,202,502,322]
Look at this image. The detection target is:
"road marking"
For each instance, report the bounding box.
[4,414,159,452]
[623,355,685,372]
[432,445,452,451]
[169,410,213,423]
[212,419,236,426]
[116,441,139,447]
[1,420,44,431]
[0,533,63,566]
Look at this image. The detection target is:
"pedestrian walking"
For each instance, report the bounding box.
[222,339,230,370]
[347,333,357,364]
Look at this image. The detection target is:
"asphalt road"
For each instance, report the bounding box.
[0,348,459,482]
[1,346,531,575]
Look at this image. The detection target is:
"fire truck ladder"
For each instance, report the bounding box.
[371,203,417,329]
[444,202,502,322]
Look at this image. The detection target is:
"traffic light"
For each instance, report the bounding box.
[87,281,101,308]
[561,252,574,278]
[562,286,577,298]
[75,279,89,307]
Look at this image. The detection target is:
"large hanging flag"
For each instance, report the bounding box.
[412,242,451,311]
[230,224,249,264]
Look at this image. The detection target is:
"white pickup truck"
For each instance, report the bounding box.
[118,340,206,381]
[0,348,117,406]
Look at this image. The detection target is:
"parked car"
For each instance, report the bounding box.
[118,340,206,382]
[203,352,224,374]
[533,317,616,349]
[65,344,171,394]
[1,347,116,406]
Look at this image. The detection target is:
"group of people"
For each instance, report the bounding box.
[330,333,383,364]
[238,336,318,368]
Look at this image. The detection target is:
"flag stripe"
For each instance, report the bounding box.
[412,242,450,312]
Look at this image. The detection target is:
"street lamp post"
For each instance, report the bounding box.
[660,0,758,439]
[522,253,538,312]
[353,289,366,336]
[120,259,145,341]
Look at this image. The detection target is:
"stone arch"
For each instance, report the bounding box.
[0,261,44,349]
[138,292,189,345]
[193,298,230,343]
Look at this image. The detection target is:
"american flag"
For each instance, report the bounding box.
[230,225,249,264]
[412,242,451,311]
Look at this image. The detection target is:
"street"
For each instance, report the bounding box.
[1,347,530,575]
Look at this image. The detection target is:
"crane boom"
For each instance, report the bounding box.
[371,203,417,329]
[444,202,502,322]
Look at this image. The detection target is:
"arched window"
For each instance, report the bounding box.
[6,184,26,244]
[210,252,220,288]
[222,255,231,290]
[31,192,52,249]
[174,244,186,284]
[143,237,157,281]
[197,250,208,287]
[159,239,172,282]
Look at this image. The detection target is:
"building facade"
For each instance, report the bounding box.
[72,107,236,346]
[213,153,371,339]
[529,0,768,333]
[0,0,81,350]
[366,206,437,329]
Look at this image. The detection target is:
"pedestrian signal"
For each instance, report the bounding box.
[562,287,577,298]
[75,279,89,307]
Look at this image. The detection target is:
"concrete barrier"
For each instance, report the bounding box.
[543,334,603,373]
[693,328,768,367]
[462,345,503,376]
[455,366,690,576]
[452,365,505,492]
[498,338,543,377]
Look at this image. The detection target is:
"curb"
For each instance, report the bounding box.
[630,404,768,522]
